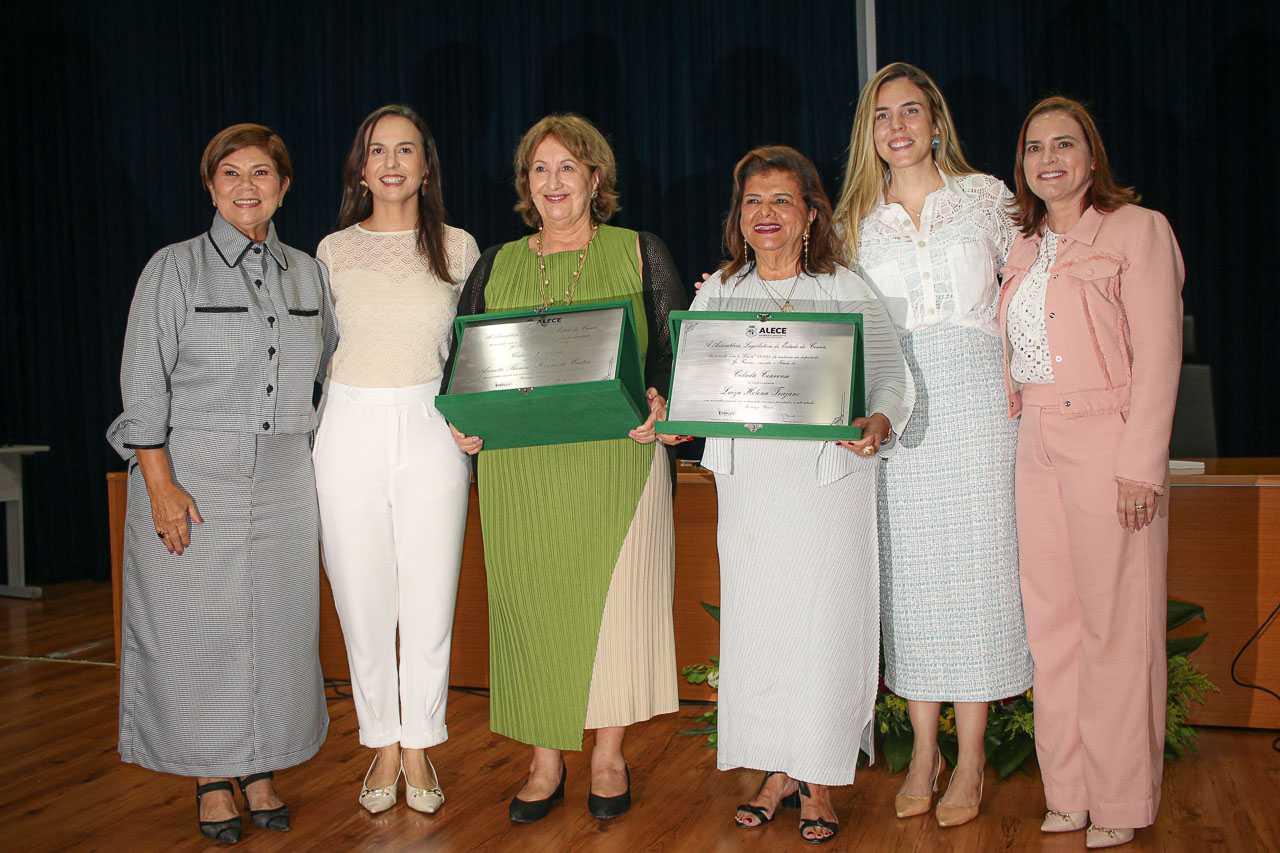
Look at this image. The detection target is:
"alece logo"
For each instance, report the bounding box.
[754,325,787,336]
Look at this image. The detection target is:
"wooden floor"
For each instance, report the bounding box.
[3,583,1278,852]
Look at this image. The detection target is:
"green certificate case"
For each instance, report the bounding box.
[656,310,865,441]
[435,301,647,450]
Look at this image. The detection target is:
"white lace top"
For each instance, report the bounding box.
[854,168,1016,336]
[1007,229,1060,384]
[316,223,480,388]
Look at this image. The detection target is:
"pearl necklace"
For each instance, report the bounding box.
[536,224,598,310]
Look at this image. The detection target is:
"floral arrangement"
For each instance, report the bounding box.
[682,600,1217,775]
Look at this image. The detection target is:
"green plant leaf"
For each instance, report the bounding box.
[1167,600,1205,632]
[678,722,718,736]
[701,601,721,622]
[1166,633,1207,656]
[882,728,913,774]
[991,735,1036,778]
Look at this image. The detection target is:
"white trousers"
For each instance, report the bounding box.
[314,381,470,749]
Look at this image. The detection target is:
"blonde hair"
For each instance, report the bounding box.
[512,113,619,228]
[833,63,975,261]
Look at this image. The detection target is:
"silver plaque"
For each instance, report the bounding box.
[448,306,623,394]
[667,318,855,426]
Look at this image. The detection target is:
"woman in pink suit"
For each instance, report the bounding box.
[999,96,1183,850]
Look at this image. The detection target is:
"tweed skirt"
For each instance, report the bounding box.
[119,428,328,776]
[878,324,1032,701]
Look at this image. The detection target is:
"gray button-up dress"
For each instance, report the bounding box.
[107,213,336,777]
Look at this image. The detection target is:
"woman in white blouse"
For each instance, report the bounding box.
[833,63,1032,827]
[314,105,479,815]
[679,145,913,844]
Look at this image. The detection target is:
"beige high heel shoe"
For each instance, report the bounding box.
[1086,825,1135,848]
[935,766,984,828]
[1041,809,1089,832]
[405,752,445,814]
[894,746,943,818]
[359,754,401,814]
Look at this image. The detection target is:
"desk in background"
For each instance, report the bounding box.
[107,458,1280,729]
[2,444,49,599]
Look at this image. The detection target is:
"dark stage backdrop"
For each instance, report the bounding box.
[1,1,1276,583]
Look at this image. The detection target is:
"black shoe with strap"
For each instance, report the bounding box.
[236,771,290,832]
[735,770,801,827]
[587,764,631,819]
[796,780,840,844]
[509,761,566,824]
[196,780,242,844]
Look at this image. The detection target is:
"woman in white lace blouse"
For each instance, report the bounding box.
[834,63,1032,828]
[314,105,479,816]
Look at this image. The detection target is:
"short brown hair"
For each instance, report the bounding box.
[1011,96,1138,235]
[200,123,292,189]
[512,114,619,227]
[721,145,841,280]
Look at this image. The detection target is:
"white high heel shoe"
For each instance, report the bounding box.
[405,752,445,814]
[359,754,401,814]
[1086,824,1135,848]
[1041,809,1089,832]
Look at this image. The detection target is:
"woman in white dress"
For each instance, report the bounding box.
[672,145,913,843]
[314,104,479,815]
[833,63,1032,827]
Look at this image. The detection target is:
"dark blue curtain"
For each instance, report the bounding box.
[2,0,1275,583]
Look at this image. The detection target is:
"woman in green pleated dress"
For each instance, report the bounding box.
[448,114,688,823]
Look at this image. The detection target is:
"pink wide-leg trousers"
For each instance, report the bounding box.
[1015,384,1167,829]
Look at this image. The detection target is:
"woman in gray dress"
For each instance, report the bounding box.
[107,123,335,844]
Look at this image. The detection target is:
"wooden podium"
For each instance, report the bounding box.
[108,459,1280,727]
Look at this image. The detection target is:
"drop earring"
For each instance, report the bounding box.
[931,134,940,150]
[360,178,369,198]
[802,230,810,274]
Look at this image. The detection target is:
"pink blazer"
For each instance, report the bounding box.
[998,204,1185,487]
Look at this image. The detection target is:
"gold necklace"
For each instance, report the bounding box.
[757,271,801,312]
[536,224,598,309]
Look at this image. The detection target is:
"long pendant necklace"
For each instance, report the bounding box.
[758,272,801,312]
[536,224,598,310]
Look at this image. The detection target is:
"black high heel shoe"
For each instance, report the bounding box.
[735,771,800,827]
[587,764,631,819]
[196,780,242,844]
[796,780,839,844]
[236,771,291,832]
[509,761,566,824]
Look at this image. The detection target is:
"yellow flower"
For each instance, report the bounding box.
[1025,688,1034,702]
[940,707,957,735]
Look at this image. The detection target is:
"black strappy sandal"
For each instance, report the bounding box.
[196,780,242,844]
[796,780,840,844]
[236,771,290,832]
[735,771,801,827]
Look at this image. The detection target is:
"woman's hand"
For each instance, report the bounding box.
[630,388,669,445]
[449,422,483,456]
[838,413,891,457]
[1116,478,1157,531]
[135,447,202,554]
[692,272,712,292]
[149,480,202,555]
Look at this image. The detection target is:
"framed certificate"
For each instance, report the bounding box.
[655,310,865,440]
[435,301,647,450]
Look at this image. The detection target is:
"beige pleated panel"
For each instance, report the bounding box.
[583,448,679,729]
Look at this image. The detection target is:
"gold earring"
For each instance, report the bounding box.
[591,188,599,199]
[359,178,368,198]
[803,231,810,273]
